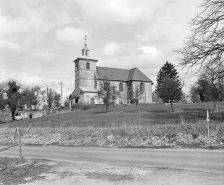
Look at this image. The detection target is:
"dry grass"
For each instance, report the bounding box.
[0,121,223,148]
[1,119,223,138]
[0,102,224,129]
[0,102,223,148]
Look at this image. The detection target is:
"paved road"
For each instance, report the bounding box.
[0,146,224,173]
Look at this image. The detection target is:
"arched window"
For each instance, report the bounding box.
[104,82,109,91]
[76,62,79,70]
[119,83,123,92]
[140,82,144,91]
[86,62,90,69]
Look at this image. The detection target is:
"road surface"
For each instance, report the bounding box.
[0,146,223,173]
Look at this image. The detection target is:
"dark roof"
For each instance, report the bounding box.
[96,67,129,81]
[127,68,152,82]
[96,66,152,82]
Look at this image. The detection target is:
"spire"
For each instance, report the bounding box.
[85,35,87,46]
[82,35,89,57]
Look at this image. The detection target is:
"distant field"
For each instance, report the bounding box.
[1,102,224,128]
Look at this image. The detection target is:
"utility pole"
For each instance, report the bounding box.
[59,82,63,106]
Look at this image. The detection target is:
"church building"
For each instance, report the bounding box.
[70,37,153,105]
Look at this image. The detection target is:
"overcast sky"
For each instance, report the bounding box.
[0,0,203,99]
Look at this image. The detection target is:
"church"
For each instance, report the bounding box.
[70,38,153,105]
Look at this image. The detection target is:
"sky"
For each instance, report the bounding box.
[0,0,203,101]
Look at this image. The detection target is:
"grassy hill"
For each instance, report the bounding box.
[0,102,223,149]
[0,102,224,128]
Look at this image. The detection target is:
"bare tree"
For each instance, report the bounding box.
[20,87,37,111]
[97,80,120,113]
[201,63,224,111]
[129,84,144,113]
[31,86,41,110]
[64,96,71,109]
[41,88,61,109]
[128,84,144,126]
[177,0,224,72]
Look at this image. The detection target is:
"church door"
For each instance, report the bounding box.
[75,98,79,103]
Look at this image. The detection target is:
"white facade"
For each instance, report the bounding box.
[70,43,153,105]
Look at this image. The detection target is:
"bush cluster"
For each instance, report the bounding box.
[71,103,105,111]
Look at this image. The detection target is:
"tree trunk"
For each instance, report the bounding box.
[137,112,140,126]
[105,103,109,113]
[136,101,139,113]
[170,100,174,113]
[213,99,219,112]
[11,108,15,121]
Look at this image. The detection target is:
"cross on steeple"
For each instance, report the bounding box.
[85,35,87,46]
[82,35,89,57]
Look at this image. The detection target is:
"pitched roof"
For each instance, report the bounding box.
[70,87,97,99]
[96,66,153,82]
[96,67,129,81]
[128,68,152,82]
[70,89,80,98]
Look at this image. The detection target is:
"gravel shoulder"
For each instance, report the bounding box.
[1,157,224,185]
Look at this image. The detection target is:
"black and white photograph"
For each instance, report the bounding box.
[0,0,224,184]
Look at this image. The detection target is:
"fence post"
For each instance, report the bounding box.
[206,110,210,139]
[16,127,23,160]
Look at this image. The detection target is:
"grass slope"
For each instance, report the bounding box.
[0,102,223,148]
[0,102,224,128]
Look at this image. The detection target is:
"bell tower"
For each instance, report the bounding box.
[73,36,98,95]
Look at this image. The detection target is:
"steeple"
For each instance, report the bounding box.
[82,35,89,57]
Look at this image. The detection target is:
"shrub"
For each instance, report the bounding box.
[72,103,83,110]
[82,105,92,110]
[72,103,98,111]
[210,111,224,120]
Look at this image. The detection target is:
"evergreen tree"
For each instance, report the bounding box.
[155,62,182,111]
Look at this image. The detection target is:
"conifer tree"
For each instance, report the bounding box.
[155,62,182,112]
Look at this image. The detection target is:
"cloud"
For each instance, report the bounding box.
[16,74,45,86]
[102,42,120,56]
[135,35,152,43]
[75,0,166,24]
[0,40,20,51]
[56,12,72,24]
[0,12,29,36]
[0,0,203,97]
[0,8,51,37]
[35,51,56,61]
[55,27,89,43]
[138,46,162,60]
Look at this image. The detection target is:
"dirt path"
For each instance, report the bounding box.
[22,160,223,185]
